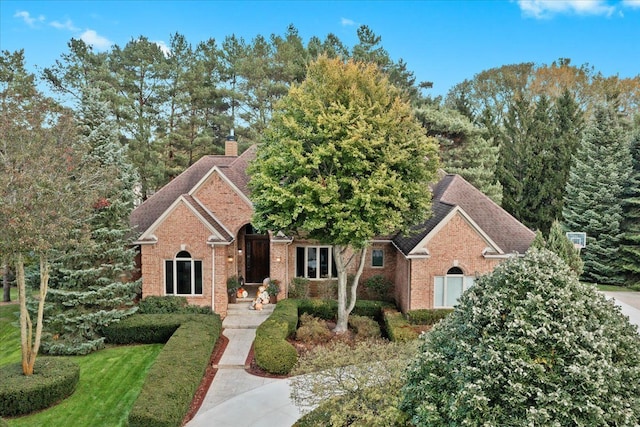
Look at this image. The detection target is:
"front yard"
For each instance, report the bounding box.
[0,303,162,427]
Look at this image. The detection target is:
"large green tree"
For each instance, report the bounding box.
[620,129,640,287]
[415,104,501,203]
[42,86,141,355]
[0,50,105,374]
[249,56,438,332]
[563,105,632,285]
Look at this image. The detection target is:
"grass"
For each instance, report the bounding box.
[1,301,163,427]
[596,284,637,292]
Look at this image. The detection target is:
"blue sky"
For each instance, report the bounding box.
[1,0,639,97]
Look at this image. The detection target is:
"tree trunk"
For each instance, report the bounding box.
[2,259,9,303]
[17,253,50,376]
[333,246,368,333]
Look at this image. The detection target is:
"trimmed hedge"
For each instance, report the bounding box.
[383,308,418,342]
[102,314,221,427]
[406,308,453,325]
[128,315,221,427]
[137,296,212,315]
[102,314,183,344]
[0,357,80,417]
[296,299,391,321]
[254,300,299,374]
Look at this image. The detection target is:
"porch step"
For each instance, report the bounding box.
[223,301,275,329]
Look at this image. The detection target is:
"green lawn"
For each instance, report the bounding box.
[1,303,163,427]
[596,284,637,292]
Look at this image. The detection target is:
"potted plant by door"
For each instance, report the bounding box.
[227,275,240,303]
[266,279,280,304]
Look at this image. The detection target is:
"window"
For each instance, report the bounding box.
[296,246,337,279]
[434,267,474,308]
[165,251,203,295]
[372,249,384,267]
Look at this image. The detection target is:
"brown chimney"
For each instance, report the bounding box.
[225,130,238,157]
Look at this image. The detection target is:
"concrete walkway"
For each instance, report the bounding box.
[187,293,640,427]
[186,301,303,427]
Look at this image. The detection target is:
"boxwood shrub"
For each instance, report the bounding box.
[383,308,418,342]
[254,300,299,374]
[102,314,182,344]
[104,314,222,427]
[137,296,212,315]
[406,308,453,325]
[0,357,80,417]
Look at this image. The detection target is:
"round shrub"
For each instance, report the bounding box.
[363,274,394,301]
[0,357,80,417]
[254,319,298,375]
[401,249,640,426]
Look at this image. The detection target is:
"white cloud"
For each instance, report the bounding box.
[80,30,113,51]
[518,0,615,18]
[622,0,640,8]
[14,10,45,27]
[154,40,171,57]
[50,19,79,31]
[341,17,356,26]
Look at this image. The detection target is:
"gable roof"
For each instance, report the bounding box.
[394,173,535,256]
[130,146,256,236]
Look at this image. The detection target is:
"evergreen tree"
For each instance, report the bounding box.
[620,129,640,287]
[415,105,502,203]
[43,86,141,355]
[563,105,632,285]
[546,220,583,275]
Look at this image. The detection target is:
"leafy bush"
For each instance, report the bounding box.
[363,274,394,301]
[406,308,453,325]
[383,309,418,342]
[254,319,298,375]
[138,296,211,314]
[296,313,333,343]
[102,314,182,344]
[348,315,381,340]
[401,249,640,426]
[288,277,310,299]
[0,358,80,417]
[128,314,221,427]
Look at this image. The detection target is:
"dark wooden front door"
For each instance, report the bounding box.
[245,236,269,283]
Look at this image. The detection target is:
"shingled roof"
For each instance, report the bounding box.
[130,146,256,237]
[393,174,535,256]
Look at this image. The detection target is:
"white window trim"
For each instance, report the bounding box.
[297,246,335,280]
[165,254,203,296]
[434,274,474,308]
[371,248,384,268]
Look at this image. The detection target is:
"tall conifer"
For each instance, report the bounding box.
[43,87,141,355]
[620,129,640,287]
[563,105,632,285]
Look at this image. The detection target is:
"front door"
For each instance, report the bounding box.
[245,236,269,283]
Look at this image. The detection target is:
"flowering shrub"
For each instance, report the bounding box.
[401,249,640,426]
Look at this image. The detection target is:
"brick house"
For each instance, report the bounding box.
[131,141,534,317]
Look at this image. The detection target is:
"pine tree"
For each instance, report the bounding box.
[415,105,502,203]
[546,220,583,275]
[43,86,141,355]
[563,105,632,285]
[620,129,640,287]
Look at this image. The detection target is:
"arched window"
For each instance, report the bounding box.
[434,267,474,308]
[165,251,203,295]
